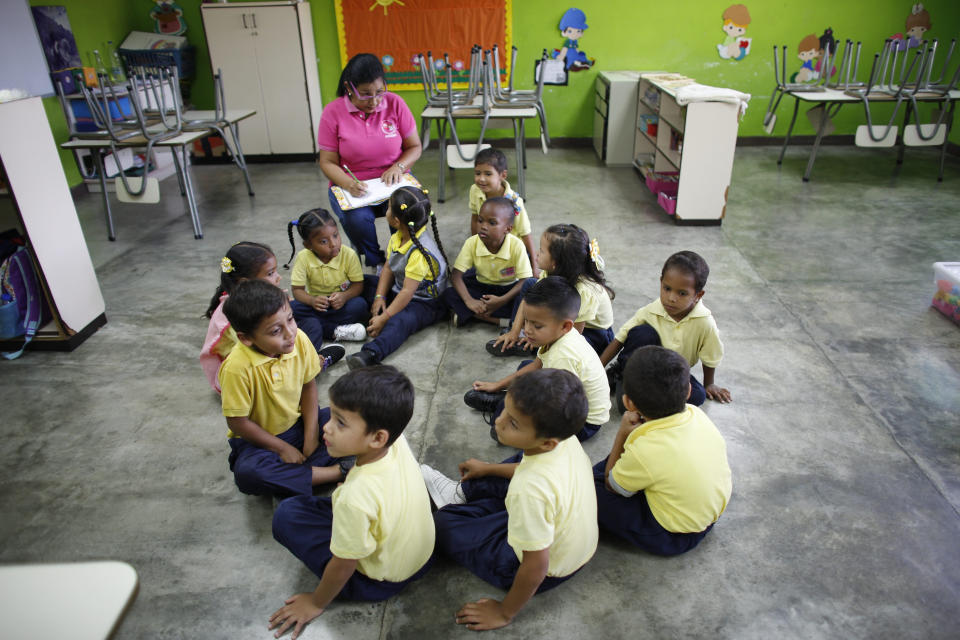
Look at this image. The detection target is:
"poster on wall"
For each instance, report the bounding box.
[335,0,511,89]
[717,4,752,61]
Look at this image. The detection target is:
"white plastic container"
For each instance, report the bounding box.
[932,262,960,325]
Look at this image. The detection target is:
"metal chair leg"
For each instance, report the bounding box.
[94,149,116,241]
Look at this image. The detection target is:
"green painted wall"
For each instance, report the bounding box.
[33,0,960,186]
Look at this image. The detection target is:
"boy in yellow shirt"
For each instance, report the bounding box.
[269,366,435,639]
[219,280,347,498]
[466,276,610,441]
[596,345,732,554]
[443,197,534,328]
[422,369,598,631]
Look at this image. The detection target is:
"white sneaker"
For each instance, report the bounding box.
[420,464,466,508]
[333,323,367,342]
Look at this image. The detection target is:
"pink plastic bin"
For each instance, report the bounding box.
[932,262,960,325]
[657,191,677,215]
[644,171,679,196]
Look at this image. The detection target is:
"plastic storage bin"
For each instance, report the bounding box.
[932,262,960,325]
[657,191,677,215]
[645,171,679,196]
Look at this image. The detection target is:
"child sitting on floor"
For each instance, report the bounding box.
[285,208,373,352]
[422,369,598,631]
[443,197,534,328]
[345,186,449,369]
[600,250,732,408]
[490,223,614,357]
[218,280,347,498]
[595,345,731,555]
[269,366,435,638]
[200,242,281,393]
[470,147,537,274]
[466,277,610,442]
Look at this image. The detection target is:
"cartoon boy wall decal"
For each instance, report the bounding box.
[553,8,594,71]
[793,34,820,83]
[717,5,752,61]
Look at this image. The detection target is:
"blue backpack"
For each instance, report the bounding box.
[0,243,52,360]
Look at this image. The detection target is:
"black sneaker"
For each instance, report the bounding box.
[485,338,534,357]
[463,389,504,413]
[319,344,345,369]
[346,349,377,370]
[614,376,626,414]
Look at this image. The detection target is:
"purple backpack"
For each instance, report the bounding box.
[0,245,52,359]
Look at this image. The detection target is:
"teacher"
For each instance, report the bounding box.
[317,53,422,270]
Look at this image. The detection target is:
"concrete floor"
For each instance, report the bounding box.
[1,143,959,639]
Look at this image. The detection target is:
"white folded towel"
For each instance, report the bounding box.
[674,83,752,120]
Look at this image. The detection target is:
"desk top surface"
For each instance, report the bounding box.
[788,87,960,102]
[62,129,209,148]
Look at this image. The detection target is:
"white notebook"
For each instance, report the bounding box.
[330,174,422,210]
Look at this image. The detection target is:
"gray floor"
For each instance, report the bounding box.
[2,144,959,639]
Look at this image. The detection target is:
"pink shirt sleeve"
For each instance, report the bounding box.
[316,98,342,152]
[395,97,417,140]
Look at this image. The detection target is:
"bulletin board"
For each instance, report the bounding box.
[334,0,512,89]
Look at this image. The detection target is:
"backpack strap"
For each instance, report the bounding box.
[2,247,43,360]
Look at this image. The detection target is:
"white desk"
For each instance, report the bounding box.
[420,102,539,202]
[0,561,138,639]
[777,87,959,181]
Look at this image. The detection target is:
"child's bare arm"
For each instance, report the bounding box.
[268,555,359,639]
[521,234,538,277]
[368,273,416,337]
[455,548,549,631]
[451,269,487,314]
[473,357,542,392]
[458,458,518,481]
[702,366,732,403]
[227,416,304,464]
[482,278,525,312]
[599,338,623,367]
[300,382,319,458]
[603,411,643,490]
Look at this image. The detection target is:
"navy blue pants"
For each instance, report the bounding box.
[361,294,447,363]
[582,326,614,356]
[486,360,601,442]
[273,494,434,601]
[619,324,706,406]
[593,458,711,555]
[442,272,532,326]
[328,187,389,267]
[290,276,378,352]
[228,408,344,498]
[434,452,573,592]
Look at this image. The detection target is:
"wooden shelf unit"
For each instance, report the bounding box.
[633,73,741,225]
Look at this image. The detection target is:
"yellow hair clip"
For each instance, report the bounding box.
[221,256,235,273]
[399,203,408,210]
[422,188,429,194]
[589,238,605,270]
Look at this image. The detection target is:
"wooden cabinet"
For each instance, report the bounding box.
[634,73,741,225]
[0,97,106,352]
[593,71,640,166]
[201,1,322,156]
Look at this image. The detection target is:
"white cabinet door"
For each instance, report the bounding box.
[250,5,314,154]
[202,7,271,154]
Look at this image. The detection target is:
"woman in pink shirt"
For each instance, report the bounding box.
[317,53,422,269]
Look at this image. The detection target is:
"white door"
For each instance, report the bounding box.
[250,5,314,154]
[202,7,271,155]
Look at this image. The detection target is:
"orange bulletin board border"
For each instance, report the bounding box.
[335,0,512,90]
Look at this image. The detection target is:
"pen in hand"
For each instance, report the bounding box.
[342,164,367,195]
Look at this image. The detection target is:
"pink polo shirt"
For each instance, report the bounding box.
[317,93,417,181]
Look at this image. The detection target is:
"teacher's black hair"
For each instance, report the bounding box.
[337,53,385,97]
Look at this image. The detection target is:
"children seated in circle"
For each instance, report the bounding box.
[443,197,534,328]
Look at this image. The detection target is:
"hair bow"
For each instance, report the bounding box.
[589,238,605,270]
[421,188,429,194]
[221,256,235,273]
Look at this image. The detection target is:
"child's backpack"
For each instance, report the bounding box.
[0,234,52,360]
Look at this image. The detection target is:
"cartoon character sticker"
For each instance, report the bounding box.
[815,28,837,79]
[150,1,186,36]
[552,8,594,71]
[792,34,820,83]
[892,3,932,50]
[381,120,398,138]
[717,5,752,61]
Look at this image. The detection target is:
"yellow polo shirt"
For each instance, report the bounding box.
[538,329,611,425]
[453,234,532,285]
[614,299,723,367]
[468,181,532,238]
[538,271,613,329]
[290,246,363,297]
[329,435,435,581]
[611,405,732,533]
[219,329,321,437]
[506,436,598,577]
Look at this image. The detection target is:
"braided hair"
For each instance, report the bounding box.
[205,241,276,318]
[389,186,448,295]
[542,223,615,299]
[286,208,338,268]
